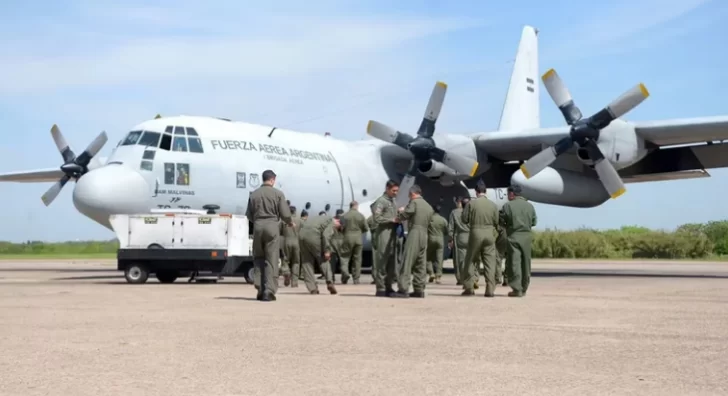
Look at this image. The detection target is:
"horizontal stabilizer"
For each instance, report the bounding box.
[0,168,65,183]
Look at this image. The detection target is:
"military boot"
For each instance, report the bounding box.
[409,291,425,298]
[326,282,338,295]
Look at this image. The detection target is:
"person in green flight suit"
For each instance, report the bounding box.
[392,184,434,298]
[500,185,537,297]
[426,204,449,284]
[371,180,401,297]
[494,197,508,286]
[297,210,308,281]
[299,212,339,295]
[367,214,378,285]
[329,208,345,283]
[461,181,499,297]
[339,201,369,284]
[245,169,293,302]
[279,205,301,287]
[448,197,466,286]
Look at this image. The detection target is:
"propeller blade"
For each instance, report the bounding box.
[417,81,447,138]
[542,69,583,125]
[520,147,558,179]
[583,140,626,199]
[50,124,76,164]
[40,175,71,206]
[430,147,479,177]
[396,166,418,209]
[520,136,575,179]
[75,131,108,165]
[366,121,414,149]
[590,83,650,129]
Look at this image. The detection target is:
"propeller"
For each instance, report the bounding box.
[519,69,650,199]
[367,81,480,207]
[41,124,108,206]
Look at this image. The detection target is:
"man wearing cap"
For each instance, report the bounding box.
[500,185,537,297]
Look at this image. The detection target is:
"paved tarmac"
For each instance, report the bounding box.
[1,259,727,396]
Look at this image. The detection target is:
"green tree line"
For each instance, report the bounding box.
[1,220,728,259]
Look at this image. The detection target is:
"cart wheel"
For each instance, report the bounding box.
[155,271,178,284]
[245,266,255,285]
[125,263,149,284]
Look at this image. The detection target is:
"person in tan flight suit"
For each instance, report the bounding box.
[246,169,292,302]
[339,201,369,284]
[280,205,301,287]
[426,204,448,284]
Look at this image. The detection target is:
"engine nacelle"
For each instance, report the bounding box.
[418,160,458,179]
[511,166,610,208]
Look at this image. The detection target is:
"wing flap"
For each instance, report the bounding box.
[0,168,64,183]
[634,116,728,146]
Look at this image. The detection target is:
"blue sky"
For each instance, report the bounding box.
[1,0,727,242]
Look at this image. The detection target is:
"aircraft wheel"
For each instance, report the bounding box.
[156,271,178,284]
[125,263,149,284]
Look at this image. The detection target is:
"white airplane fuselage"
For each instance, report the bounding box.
[72,116,510,250]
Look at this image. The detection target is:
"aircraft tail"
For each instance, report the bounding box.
[497,25,540,131]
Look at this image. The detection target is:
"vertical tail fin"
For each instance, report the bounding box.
[497,25,540,131]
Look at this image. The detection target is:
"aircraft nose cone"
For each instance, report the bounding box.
[73,164,152,228]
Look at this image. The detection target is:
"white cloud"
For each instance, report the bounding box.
[0,2,486,94]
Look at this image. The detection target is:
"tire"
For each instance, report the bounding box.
[125,263,149,284]
[245,266,255,285]
[155,271,178,284]
[148,243,164,249]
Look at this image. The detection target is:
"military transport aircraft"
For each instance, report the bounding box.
[2,25,728,253]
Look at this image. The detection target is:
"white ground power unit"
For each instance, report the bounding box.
[111,213,255,284]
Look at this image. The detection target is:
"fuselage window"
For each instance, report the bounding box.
[176,163,190,185]
[122,130,142,146]
[160,133,172,151]
[138,131,161,147]
[362,189,368,197]
[164,163,175,184]
[173,136,188,152]
[140,160,153,171]
[174,126,186,135]
[325,204,331,211]
[188,137,204,153]
[305,202,311,210]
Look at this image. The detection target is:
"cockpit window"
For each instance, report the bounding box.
[172,136,188,152]
[160,133,172,150]
[174,126,185,135]
[187,127,199,136]
[165,126,173,134]
[188,137,203,153]
[122,130,142,146]
[138,131,161,147]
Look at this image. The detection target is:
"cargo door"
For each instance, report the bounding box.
[177,215,229,249]
[127,215,176,248]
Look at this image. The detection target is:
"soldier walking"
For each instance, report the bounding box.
[500,185,537,297]
[245,169,293,302]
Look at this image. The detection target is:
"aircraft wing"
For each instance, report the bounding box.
[0,168,64,183]
[471,116,728,184]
